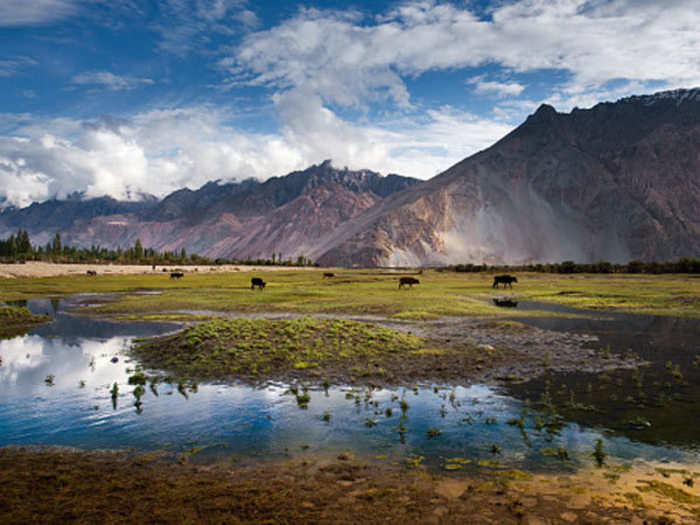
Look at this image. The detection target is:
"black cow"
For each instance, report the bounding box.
[399,276,420,289]
[251,277,266,290]
[170,271,184,279]
[86,270,97,276]
[492,275,517,288]
[323,272,335,278]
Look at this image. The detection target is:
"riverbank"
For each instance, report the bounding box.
[1,446,697,524]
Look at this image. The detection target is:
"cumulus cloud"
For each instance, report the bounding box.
[0,100,513,208]
[0,0,78,26]
[71,71,154,91]
[227,0,700,108]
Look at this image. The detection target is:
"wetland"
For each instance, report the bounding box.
[1,268,699,523]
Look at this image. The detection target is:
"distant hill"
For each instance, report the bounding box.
[0,161,419,260]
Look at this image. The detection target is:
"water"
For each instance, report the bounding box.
[1,297,699,470]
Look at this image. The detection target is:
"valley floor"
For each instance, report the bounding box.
[1,268,699,523]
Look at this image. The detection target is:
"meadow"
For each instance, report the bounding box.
[1,268,698,320]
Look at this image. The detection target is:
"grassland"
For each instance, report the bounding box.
[1,268,698,319]
[0,305,51,339]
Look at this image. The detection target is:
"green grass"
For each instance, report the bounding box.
[0,305,51,338]
[1,269,698,319]
[131,317,425,381]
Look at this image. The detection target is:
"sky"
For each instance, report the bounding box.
[1,0,699,208]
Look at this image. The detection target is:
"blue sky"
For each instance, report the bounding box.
[1,0,699,207]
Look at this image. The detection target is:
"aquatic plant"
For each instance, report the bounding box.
[44,374,55,386]
[426,427,441,438]
[490,444,501,455]
[322,411,331,422]
[78,380,86,388]
[365,418,377,428]
[384,407,392,418]
[295,391,310,408]
[592,439,606,467]
[177,381,189,399]
[128,371,147,386]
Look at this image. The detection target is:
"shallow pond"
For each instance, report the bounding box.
[1,297,698,472]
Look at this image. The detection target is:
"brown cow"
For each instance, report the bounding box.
[86,270,97,276]
[323,272,335,278]
[170,271,184,279]
[251,277,266,290]
[398,276,420,289]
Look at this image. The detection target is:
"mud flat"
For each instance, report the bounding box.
[1,446,697,524]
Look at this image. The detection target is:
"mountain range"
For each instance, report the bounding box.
[2,88,699,266]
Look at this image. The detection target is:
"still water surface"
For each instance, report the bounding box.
[1,297,698,470]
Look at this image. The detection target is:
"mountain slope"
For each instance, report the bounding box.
[0,161,419,260]
[313,88,700,266]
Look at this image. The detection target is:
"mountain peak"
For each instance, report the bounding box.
[619,87,700,106]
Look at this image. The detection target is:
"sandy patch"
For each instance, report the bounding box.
[0,262,315,279]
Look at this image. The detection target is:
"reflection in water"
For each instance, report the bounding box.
[0,297,699,470]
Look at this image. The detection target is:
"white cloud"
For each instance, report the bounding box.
[469,79,525,97]
[71,71,154,91]
[0,0,77,26]
[227,0,700,109]
[0,100,513,208]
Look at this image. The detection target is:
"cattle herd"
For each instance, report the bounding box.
[83,268,519,294]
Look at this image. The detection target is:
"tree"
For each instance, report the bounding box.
[134,238,143,261]
[51,233,62,256]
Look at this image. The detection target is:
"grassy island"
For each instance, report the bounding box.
[0,305,51,339]
[131,317,482,384]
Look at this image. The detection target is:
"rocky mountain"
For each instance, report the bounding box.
[2,88,699,266]
[0,195,158,246]
[312,88,700,266]
[0,162,419,260]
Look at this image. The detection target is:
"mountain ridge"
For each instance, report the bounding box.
[1,87,699,265]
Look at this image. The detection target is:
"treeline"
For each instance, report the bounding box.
[447,258,700,274]
[0,229,316,267]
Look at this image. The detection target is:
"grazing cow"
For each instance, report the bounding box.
[86,270,97,276]
[492,275,518,289]
[251,277,266,290]
[170,271,184,279]
[323,272,335,278]
[399,276,420,289]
